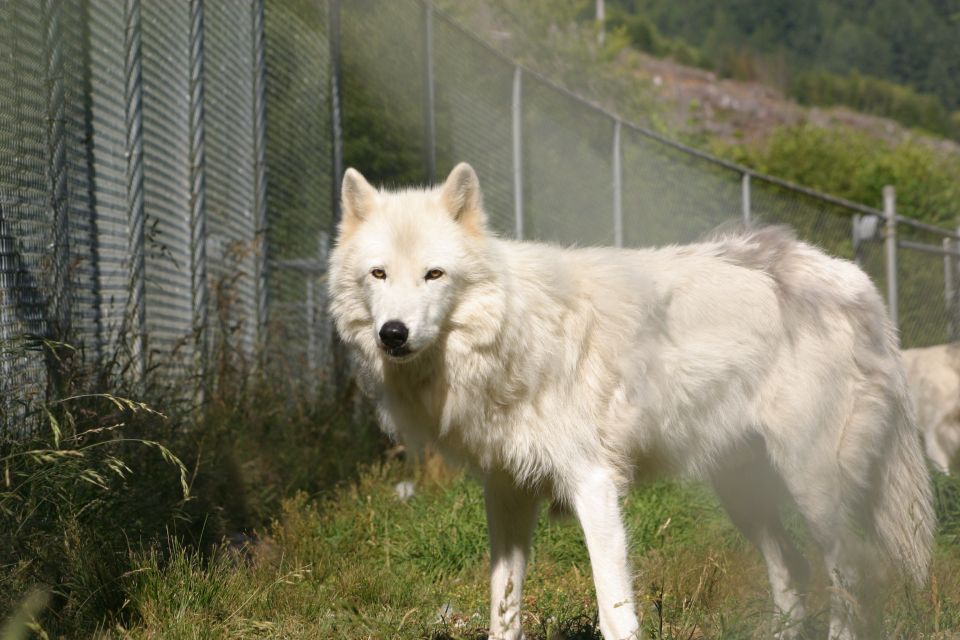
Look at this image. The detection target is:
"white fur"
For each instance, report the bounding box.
[329,164,935,640]
[903,343,960,473]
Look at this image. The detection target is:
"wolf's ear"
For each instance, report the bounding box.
[440,162,486,233]
[340,168,377,235]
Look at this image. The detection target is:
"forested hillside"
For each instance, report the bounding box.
[607,0,960,137]
[439,0,960,226]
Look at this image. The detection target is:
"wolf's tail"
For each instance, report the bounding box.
[872,394,935,585]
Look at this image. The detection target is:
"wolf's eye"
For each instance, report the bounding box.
[425,268,444,281]
[370,268,386,280]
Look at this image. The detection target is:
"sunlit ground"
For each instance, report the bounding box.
[115,461,960,639]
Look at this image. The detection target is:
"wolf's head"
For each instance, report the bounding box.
[328,163,493,365]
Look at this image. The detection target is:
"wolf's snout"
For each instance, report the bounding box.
[379,320,409,349]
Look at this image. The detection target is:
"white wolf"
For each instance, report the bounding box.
[903,343,960,473]
[328,163,934,640]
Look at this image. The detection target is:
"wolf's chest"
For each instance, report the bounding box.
[382,379,508,471]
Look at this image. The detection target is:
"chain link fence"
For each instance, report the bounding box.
[1,0,958,439]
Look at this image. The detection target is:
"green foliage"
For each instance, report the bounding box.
[0,382,189,634]
[718,124,960,226]
[605,10,705,68]
[609,0,960,117]
[790,70,959,138]
[340,0,428,187]
[264,0,334,261]
[0,348,385,636]
[435,0,664,130]
[597,0,960,138]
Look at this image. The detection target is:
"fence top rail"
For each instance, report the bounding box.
[428,0,955,234]
[896,216,960,240]
[898,238,960,258]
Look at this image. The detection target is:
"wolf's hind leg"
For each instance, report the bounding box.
[485,472,540,640]
[710,458,809,639]
[925,424,953,475]
[776,452,878,640]
[572,466,639,640]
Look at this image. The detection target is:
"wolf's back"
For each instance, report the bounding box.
[715,226,934,584]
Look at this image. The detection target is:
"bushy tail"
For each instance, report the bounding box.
[873,398,936,585]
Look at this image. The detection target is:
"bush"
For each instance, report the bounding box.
[790,70,959,139]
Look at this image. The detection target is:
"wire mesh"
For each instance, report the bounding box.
[522,73,616,246]
[263,0,334,390]
[87,0,132,368]
[0,1,67,435]
[750,177,859,260]
[141,2,194,380]
[62,1,103,368]
[340,0,426,187]
[204,1,258,377]
[897,225,956,348]
[432,10,516,236]
[620,127,741,246]
[1,0,958,439]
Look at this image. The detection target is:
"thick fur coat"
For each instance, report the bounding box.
[903,342,960,473]
[328,163,934,640]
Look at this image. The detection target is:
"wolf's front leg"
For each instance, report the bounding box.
[572,467,639,640]
[484,472,540,640]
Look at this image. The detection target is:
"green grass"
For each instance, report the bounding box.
[0,372,386,637]
[64,462,960,639]
[4,370,960,638]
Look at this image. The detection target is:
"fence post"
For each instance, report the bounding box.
[512,66,523,240]
[883,185,898,332]
[422,0,436,184]
[328,0,349,397]
[741,172,751,227]
[955,228,960,342]
[252,0,269,371]
[0,210,13,432]
[329,0,344,225]
[78,0,104,368]
[305,276,316,374]
[188,0,209,404]
[42,0,71,347]
[851,214,861,266]
[612,119,622,248]
[944,236,956,341]
[596,0,605,45]
[124,0,147,382]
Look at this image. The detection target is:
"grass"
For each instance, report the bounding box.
[3,353,960,638]
[0,352,386,637]
[38,459,957,639]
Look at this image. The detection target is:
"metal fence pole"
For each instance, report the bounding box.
[252,0,269,371]
[512,66,523,240]
[188,0,209,403]
[0,210,13,432]
[944,236,956,341]
[329,0,349,397]
[79,0,104,367]
[306,276,316,373]
[612,119,622,248]
[955,228,960,342]
[422,0,436,184]
[124,0,147,382]
[741,172,751,227]
[43,0,71,346]
[851,214,861,266]
[329,0,344,225]
[883,185,898,331]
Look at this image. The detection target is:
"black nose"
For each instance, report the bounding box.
[379,320,409,349]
